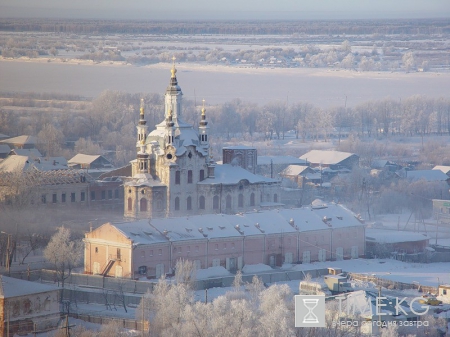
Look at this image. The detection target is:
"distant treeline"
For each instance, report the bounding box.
[1,18,450,35]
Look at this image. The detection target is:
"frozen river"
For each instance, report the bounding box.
[1,59,449,108]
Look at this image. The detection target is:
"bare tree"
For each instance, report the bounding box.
[44,227,83,288]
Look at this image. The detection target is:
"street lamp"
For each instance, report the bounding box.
[1,231,11,275]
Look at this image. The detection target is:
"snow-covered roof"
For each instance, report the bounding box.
[68,153,106,165]
[257,156,307,165]
[366,229,428,244]
[281,165,310,176]
[145,204,363,242]
[10,148,42,158]
[0,144,11,154]
[198,164,278,185]
[0,135,37,146]
[299,150,356,165]
[0,155,31,172]
[148,121,208,157]
[0,275,58,298]
[124,173,165,187]
[371,159,388,169]
[223,146,256,150]
[0,155,68,172]
[112,220,168,245]
[404,170,449,182]
[433,165,450,175]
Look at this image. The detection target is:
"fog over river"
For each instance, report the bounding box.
[1,60,449,108]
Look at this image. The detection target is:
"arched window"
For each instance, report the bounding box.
[175,197,180,211]
[226,195,232,209]
[238,194,244,208]
[213,195,219,210]
[188,170,193,184]
[140,198,147,212]
[199,196,205,210]
[187,196,192,210]
[199,169,205,181]
[250,193,255,206]
[274,194,278,203]
[127,197,132,211]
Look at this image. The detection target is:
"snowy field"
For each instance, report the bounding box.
[1,59,449,108]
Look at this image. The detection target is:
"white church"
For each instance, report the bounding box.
[124,61,281,219]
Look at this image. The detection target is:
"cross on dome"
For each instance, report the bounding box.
[171,56,177,78]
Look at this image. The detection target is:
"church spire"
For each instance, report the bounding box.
[165,56,183,121]
[169,55,178,87]
[199,99,208,127]
[199,99,209,146]
[139,98,147,126]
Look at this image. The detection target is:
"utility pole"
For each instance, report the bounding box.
[141,298,145,337]
[1,231,11,275]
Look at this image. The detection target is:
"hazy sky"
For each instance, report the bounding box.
[1,0,450,20]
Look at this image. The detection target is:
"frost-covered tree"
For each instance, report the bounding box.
[402,51,416,73]
[44,227,83,288]
[340,53,355,69]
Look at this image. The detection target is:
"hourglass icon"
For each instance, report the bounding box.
[302,298,319,324]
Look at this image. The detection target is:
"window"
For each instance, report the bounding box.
[223,243,227,250]
[141,251,145,258]
[62,193,66,203]
[150,250,153,256]
[188,170,193,183]
[95,247,98,253]
[200,169,205,181]
[71,192,76,202]
[158,249,162,255]
[178,247,181,254]
[250,193,255,206]
[187,246,190,252]
[117,248,121,260]
[138,266,147,275]
[199,196,205,209]
[274,194,278,203]
[101,190,106,200]
[108,190,113,199]
[215,244,218,250]
[127,198,132,211]
[213,195,219,210]
[175,197,180,211]
[81,192,85,202]
[90,191,95,201]
[52,194,57,203]
[238,194,244,208]
[226,195,231,209]
[41,194,46,204]
[114,189,119,199]
[187,196,192,210]
[175,171,181,184]
[231,243,235,250]
[140,198,147,212]
[195,246,199,252]
[443,289,447,295]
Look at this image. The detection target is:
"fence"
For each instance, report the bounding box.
[68,313,148,331]
[348,272,438,294]
[10,267,330,294]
